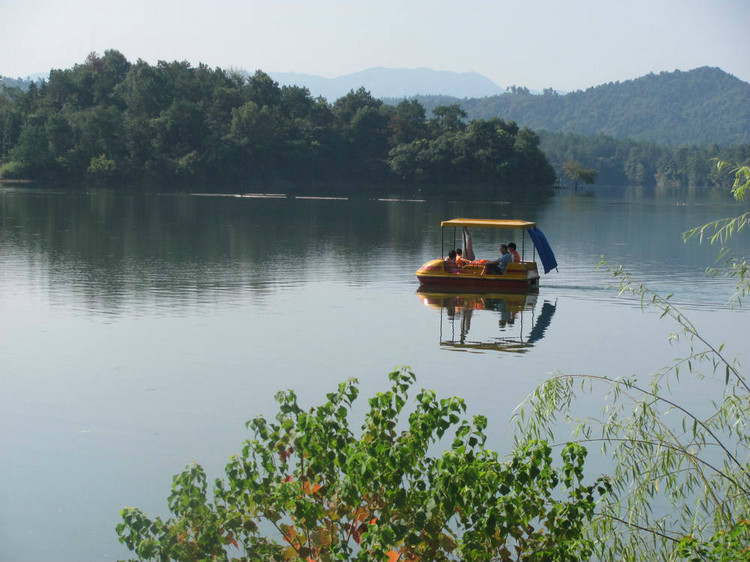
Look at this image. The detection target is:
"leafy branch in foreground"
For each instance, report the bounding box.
[677,518,750,562]
[117,368,609,562]
[683,161,750,306]
[514,188,750,561]
[513,285,749,560]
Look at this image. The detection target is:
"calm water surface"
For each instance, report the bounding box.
[1,185,748,561]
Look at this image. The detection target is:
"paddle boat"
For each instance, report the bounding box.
[415,218,557,291]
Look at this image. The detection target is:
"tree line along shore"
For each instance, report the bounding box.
[1,50,747,192]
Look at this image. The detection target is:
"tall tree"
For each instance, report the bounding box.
[562,158,598,190]
[430,104,467,133]
[387,99,426,145]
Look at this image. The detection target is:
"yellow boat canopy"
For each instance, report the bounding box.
[441,218,536,229]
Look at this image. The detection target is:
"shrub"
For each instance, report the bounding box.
[117,368,609,561]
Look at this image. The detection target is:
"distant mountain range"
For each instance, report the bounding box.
[3,66,506,99]
[4,64,747,147]
[269,66,749,146]
[399,67,749,146]
[268,67,506,100]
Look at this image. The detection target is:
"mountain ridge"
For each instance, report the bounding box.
[385,67,750,146]
[3,64,746,146]
[268,67,506,100]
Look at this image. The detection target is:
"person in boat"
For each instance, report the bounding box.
[444,249,460,273]
[508,242,521,263]
[455,248,472,267]
[482,244,513,275]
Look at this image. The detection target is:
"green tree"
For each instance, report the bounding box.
[562,158,598,190]
[430,104,467,133]
[677,519,750,562]
[229,100,285,176]
[387,99,427,146]
[117,368,609,562]
[86,153,117,182]
[0,53,571,190]
[332,88,390,180]
[280,85,316,120]
[245,70,282,108]
[0,94,23,158]
[10,118,53,177]
[45,113,74,168]
[511,128,556,186]
[386,118,554,188]
[115,59,168,118]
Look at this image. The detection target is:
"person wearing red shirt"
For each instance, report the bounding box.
[508,242,521,263]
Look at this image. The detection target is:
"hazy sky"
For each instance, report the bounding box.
[2,0,748,91]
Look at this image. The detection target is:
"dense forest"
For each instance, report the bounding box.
[0,50,555,194]
[539,131,749,188]
[397,67,750,147]
[2,53,748,191]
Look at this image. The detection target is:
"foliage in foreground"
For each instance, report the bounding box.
[683,161,750,306]
[514,163,750,561]
[117,368,609,561]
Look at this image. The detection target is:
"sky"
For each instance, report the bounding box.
[1,0,748,91]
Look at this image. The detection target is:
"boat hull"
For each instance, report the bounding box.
[415,259,539,292]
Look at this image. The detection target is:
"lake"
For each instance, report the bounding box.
[1,184,748,561]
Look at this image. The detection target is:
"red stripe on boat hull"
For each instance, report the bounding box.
[416,274,538,292]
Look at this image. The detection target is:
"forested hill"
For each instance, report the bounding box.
[395,67,750,147]
[0,51,555,191]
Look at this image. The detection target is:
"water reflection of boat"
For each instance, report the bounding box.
[416,219,558,291]
[417,291,557,354]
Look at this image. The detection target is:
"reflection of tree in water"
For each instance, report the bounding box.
[5,190,495,315]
